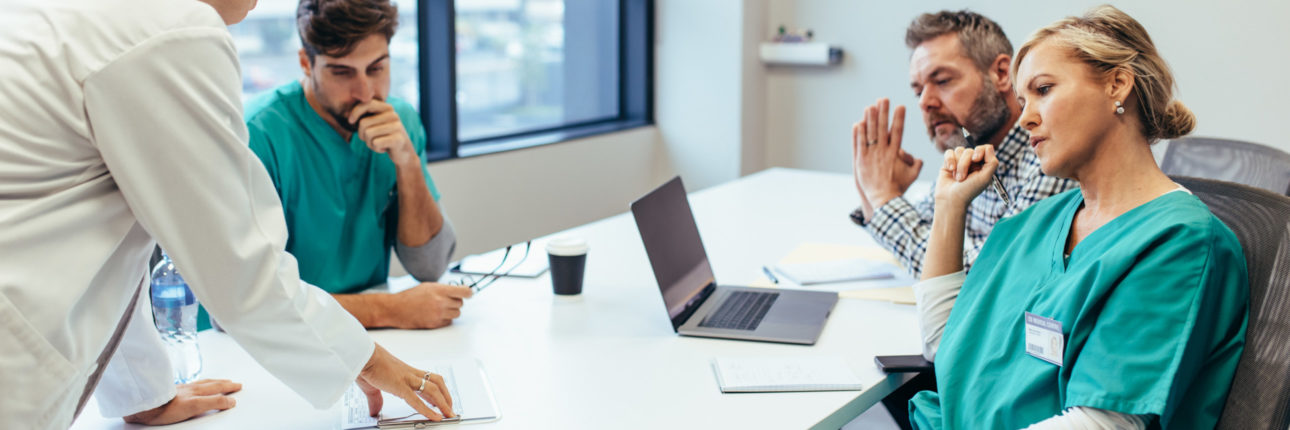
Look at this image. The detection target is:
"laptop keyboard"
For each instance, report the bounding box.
[699,290,779,331]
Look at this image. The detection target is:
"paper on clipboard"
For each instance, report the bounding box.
[341,359,500,429]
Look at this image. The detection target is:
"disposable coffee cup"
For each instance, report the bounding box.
[546,236,588,295]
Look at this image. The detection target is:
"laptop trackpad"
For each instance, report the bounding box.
[763,292,830,326]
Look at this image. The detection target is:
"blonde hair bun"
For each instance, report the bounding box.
[1159,100,1196,140]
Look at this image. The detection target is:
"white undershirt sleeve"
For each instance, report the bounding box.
[1022,406,1150,429]
[913,271,966,362]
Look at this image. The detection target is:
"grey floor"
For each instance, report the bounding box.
[842,403,902,430]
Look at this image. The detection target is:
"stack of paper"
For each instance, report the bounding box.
[772,258,898,285]
[839,286,915,305]
[711,356,864,393]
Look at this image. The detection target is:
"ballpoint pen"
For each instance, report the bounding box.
[963,129,1014,210]
[991,175,1013,209]
[762,265,780,284]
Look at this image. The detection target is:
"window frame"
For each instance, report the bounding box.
[420,0,653,161]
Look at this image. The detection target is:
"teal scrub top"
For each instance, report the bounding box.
[243,82,441,294]
[910,189,1248,429]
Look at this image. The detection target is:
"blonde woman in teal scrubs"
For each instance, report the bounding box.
[907,5,1249,429]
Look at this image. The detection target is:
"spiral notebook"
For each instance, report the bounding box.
[711,356,865,393]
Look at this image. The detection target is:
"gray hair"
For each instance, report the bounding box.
[906,10,1013,73]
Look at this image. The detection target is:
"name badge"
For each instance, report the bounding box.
[1024,312,1064,366]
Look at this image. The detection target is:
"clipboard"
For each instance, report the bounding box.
[341,359,501,429]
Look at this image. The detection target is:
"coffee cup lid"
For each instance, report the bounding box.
[545,236,588,256]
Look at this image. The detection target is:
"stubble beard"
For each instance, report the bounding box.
[927,76,1012,152]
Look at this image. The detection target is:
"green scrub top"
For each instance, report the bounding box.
[244,81,440,294]
[200,82,441,330]
[910,189,1248,429]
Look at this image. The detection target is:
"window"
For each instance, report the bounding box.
[229,0,421,107]
[229,0,652,160]
[454,0,619,142]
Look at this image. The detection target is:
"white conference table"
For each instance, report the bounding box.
[73,167,924,429]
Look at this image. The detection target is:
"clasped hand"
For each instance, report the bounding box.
[852,98,923,218]
[934,145,999,208]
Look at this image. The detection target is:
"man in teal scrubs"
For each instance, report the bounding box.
[235,0,470,330]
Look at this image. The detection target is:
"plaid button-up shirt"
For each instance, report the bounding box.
[863,125,1078,278]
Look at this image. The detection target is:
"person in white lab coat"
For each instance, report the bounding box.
[0,0,455,428]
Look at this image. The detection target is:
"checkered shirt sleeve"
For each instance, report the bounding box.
[863,126,1078,278]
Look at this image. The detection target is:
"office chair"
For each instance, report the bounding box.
[1161,137,1290,196]
[1171,176,1290,429]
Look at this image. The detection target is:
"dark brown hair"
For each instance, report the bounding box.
[297,0,399,60]
[906,10,1013,74]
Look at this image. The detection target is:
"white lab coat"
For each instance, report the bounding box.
[0,1,375,428]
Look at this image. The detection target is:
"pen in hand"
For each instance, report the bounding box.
[962,128,1014,211]
[762,266,780,284]
[991,175,1013,210]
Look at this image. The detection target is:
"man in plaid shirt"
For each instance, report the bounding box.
[850,11,1077,279]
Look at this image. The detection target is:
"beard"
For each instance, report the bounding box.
[322,98,361,133]
[963,80,1011,148]
[329,108,359,133]
[926,76,1013,151]
[328,100,381,133]
[310,79,363,133]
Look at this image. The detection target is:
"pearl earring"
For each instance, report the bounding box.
[1114,100,1124,115]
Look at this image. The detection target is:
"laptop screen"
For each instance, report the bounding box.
[630,177,716,319]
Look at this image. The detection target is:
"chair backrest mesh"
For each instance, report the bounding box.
[1162,138,1290,196]
[1173,176,1290,430]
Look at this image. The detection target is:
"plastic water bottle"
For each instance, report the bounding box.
[150,250,202,384]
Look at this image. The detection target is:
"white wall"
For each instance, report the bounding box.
[654,0,774,191]
[763,0,1290,182]
[654,0,743,191]
[427,127,659,258]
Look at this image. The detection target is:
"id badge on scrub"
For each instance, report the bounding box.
[1024,312,1064,366]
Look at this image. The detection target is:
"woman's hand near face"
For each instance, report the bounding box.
[934,144,998,209]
